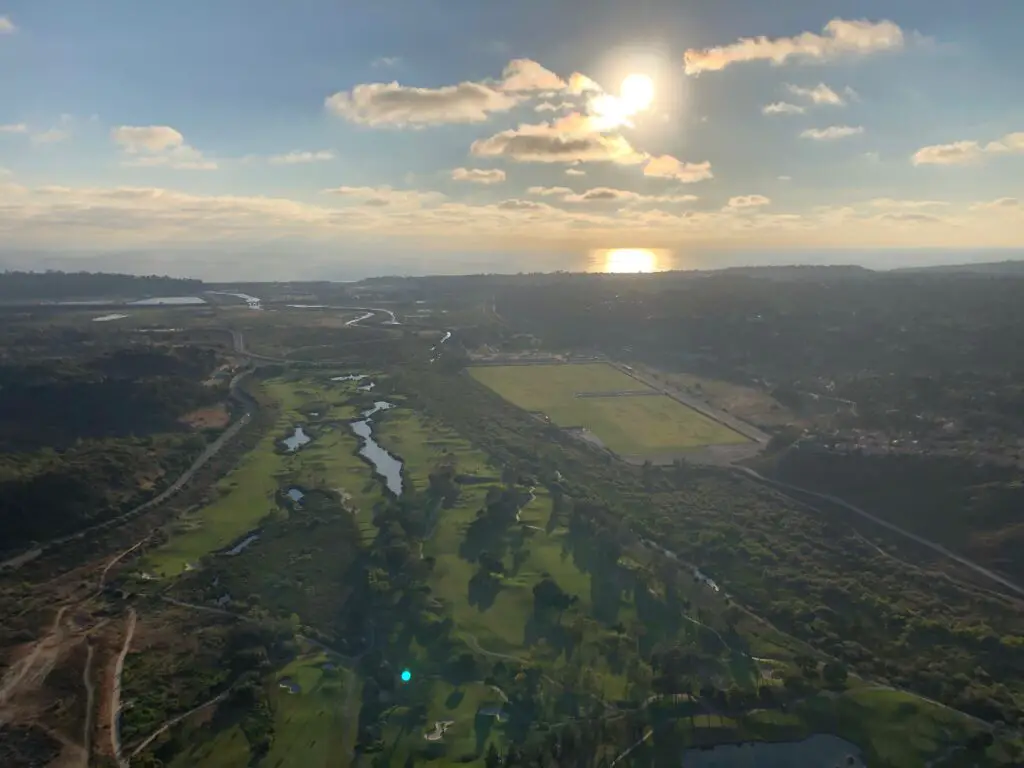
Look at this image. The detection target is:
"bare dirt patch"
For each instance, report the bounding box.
[181,403,230,430]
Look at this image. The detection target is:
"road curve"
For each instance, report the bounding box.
[0,368,256,571]
[128,690,229,760]
[737,466,1024,598]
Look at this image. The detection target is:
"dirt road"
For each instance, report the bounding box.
[0,605,69,707]
[81,643,96,765]
[110,610,137,767]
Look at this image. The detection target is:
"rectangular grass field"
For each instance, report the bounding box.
[470,363,749,456]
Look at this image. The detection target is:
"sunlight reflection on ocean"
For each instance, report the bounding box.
[587,248,676,273]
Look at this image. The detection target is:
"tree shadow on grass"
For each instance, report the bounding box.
[522,614,574,657]
[468,571,502,611]
[473,712,495,756]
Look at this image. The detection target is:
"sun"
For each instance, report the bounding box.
[620,73,654,112]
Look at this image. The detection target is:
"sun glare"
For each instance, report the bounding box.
[597,248,659,274]
[620,73,655,112]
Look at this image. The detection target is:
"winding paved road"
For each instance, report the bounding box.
[0,368,256,572]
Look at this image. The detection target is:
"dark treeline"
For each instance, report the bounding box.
[0,346,227,552]
[0,270,203,300]
[0,347,222,449]
[493,272,1024,380]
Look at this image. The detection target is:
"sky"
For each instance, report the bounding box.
[1,0,1023,279]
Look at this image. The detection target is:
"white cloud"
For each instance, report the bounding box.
[527,186,574,197]
[30,114,75,145]
[1,183,1021,256]
[0,15,15,34]
[326,80,519,128]
[684,18,905,74]
[970,197,1020,211]
[371,56,401,68]
[111,125,216,170]
[565,168,586,176]
[778,175,792,181]
[911,132,1024,166]
[500,59,566,92]
[873,211,945,225]
[470,113,645,165]
[763,102,805,115]
[268,150,335,165]
[527,185,698,205]
[112,126,185,153]
[496,198,552,211]
[868,198,949,209]
[801,125,864,140]
[987,132,1024,153]
[325,58,575,129]
[322,185,442,207]
[0,123,28,134]
[567,73,602,94]
[642,154,713,183]
[535,101,576,113]
[32,128,71,145]
[727,195,771,209]
[451,167,506,184]
[787,83,844,105]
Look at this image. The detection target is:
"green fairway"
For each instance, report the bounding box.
[144,373,382,576]
[260,654,357,768]
[469,363,749,456]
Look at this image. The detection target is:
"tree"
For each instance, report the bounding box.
[485,743,502,768]
[822,661,848,689]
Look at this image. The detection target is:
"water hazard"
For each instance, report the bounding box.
[682,734,863,767]
[350,401,404,496]
[283,426,311,452]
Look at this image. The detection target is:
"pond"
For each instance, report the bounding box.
[286,487,305,504]
[350,401,404,496]
[127,296,207,305]
[682,734,864,767]
[283,426,311,452]
[208,291,261,309]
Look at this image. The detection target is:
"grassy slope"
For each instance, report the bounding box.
[469,364,747,455]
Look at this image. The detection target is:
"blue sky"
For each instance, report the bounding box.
[0,1,1022,278]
